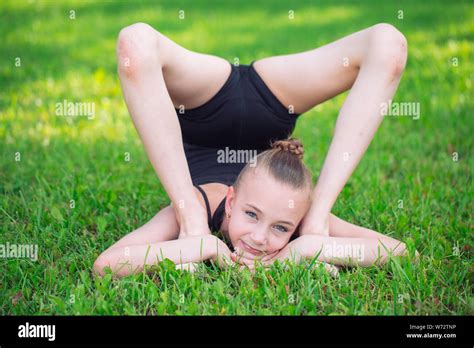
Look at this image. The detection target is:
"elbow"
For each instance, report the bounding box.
[389,241,409,258]
[93,254,109,277]
[395,241,420,261]
[382,240,421,263]
[93,249,132,278]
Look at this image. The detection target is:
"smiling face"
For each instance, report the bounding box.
[223,167,312,259]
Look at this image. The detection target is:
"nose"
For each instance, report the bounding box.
[249,226,267,246]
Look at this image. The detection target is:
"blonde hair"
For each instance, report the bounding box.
[233,137,313,198]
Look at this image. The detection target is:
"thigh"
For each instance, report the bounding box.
[157,31,232,110]
[107,205,180,250]
[252,25,375,115]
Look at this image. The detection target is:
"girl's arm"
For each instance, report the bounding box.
[327,213,407,246]
[93,235,232,278]
[285,234,413,267]
[255,234,416,269]
[305,235,409,266]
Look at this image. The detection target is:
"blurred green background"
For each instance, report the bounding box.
[0,0,472,315]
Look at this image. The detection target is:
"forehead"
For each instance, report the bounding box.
[237,169,309,220]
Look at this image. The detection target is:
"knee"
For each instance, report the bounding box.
[368,23,408,77]
[116,22,162,77]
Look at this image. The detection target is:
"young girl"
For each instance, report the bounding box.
[93,22,414,277]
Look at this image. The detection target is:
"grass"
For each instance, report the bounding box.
[0,0,473,315]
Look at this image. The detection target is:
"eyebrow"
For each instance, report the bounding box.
[245,204,295,227]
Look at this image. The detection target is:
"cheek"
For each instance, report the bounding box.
[228,217,248,242]
[269,234,293,251]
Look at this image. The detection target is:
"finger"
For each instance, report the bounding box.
[313,261,340,278]
[234,247,244,257]
[232,252,254,265]
[221,255,235,268]
[242,258,259,266]
[238,264,249,272]
[322,263,339,278]
[231,252,249,263]
[176,262,198,273]
[261,259,275,266]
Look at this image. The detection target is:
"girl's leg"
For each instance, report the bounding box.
[253,23,408,234]
[117,22,232,238]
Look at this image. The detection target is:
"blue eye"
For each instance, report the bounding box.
[275,225,288,232]
[246,211,257,218]
[246,211,288,232]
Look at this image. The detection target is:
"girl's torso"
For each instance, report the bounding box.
[176,61,302,187]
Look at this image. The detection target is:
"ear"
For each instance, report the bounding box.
[225,186,235,216]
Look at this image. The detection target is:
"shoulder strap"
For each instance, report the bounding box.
[211,197,227,233]
[195,185,212,228]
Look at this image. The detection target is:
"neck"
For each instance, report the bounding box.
[221,214,230,238]
[200,183,230,237]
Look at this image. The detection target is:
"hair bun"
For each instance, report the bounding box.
[271,138,304,159]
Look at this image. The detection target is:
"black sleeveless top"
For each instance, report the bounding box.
[176,61,301,186]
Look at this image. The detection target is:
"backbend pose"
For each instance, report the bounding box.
[94,22,416,278]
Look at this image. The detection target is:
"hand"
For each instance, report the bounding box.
[175,262,199,273]
[259,239,306,266]
[173,236,235,272]
[209,236,238,269]
[230,239,305,272]
[230,247,279,272]
[232,236,340,278]
[298,213,330,237]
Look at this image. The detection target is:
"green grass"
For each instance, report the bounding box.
[0,0,472,315]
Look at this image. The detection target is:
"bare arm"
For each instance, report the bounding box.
[93,235,232,278]
[328,213,402,242]
[255,233,417,270]
[299,234,414,267]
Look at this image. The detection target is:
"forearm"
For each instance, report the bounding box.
[300,235,409,267]
[99,235,224,277]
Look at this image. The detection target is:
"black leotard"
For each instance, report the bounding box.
[176,60,302,186]
[194,184,231,248]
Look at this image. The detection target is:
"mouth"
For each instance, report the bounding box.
[240,240,264,256]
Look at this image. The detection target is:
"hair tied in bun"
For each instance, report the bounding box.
[271,138,304,160]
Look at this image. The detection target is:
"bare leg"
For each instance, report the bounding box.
[116,23,232,238]
[253,23,408,235]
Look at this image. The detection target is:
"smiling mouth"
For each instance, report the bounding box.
[241,240,263,255]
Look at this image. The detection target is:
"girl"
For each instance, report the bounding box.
[93,22,415,277]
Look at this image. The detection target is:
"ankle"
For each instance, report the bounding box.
[173,201,207,226]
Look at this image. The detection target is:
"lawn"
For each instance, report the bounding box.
[0,0,472,315]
